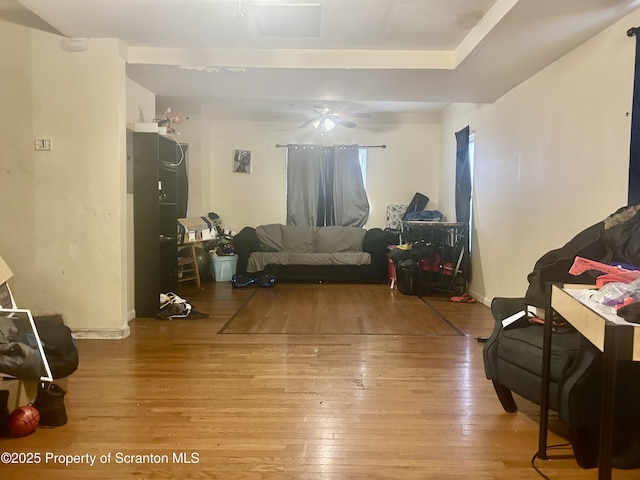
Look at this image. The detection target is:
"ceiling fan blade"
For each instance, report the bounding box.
[332,116,357,128]
[313,104,332,114]
[298,117,317,128]
[340,112,371,119]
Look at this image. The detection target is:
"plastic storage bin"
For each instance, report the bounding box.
[210,253,238,282]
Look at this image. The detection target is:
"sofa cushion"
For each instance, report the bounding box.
[256,224,285,251]
[312,226,365,253]
[281,225,316,252]
[257,224,317,253]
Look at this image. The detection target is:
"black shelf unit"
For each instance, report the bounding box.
[400,221,469,295]
[129,131,185,317]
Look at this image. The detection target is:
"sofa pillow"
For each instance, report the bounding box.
[256,224,285,251]
[281,225,316,252]
[312,226,365,253]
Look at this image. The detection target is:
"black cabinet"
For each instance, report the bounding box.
[129,131,186,317]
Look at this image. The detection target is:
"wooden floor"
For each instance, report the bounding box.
[219,283,464,335]
[1,280,636,479]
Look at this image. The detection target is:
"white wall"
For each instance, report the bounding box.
[126,78,156,125]
[186,109,442,233]
[0,22,130,338]
[441,9,640,304]
[0,21,35,293]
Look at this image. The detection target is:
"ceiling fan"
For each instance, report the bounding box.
[297,104,371,132]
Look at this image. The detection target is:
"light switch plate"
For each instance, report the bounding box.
[34,139,51,151]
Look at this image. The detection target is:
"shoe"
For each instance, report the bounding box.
[450,293,477,303]
[34,382,67,427]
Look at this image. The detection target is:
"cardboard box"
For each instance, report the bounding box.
[0,256,13,285]
[177,217,219,244]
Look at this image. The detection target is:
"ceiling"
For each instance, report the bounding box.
[6,0,640,119]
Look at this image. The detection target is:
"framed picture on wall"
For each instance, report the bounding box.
[233,150,252,174]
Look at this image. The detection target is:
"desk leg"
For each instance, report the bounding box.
[189,243,201,289]
[597,325,632,480]
[538,288,554,460]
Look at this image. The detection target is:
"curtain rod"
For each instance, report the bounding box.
[275,144,386,148]
[629,26,640,37]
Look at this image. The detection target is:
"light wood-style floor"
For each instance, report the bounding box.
[1,280,635,479]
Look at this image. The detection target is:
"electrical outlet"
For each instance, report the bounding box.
[34,139,51,151]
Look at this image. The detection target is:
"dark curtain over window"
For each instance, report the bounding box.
[317,147,336,226]
[455,126,471,224]
[629,27,640,206]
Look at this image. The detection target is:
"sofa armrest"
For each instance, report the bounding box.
[234,227,260,274]
[363,228,399,280]
[363,228,397,253]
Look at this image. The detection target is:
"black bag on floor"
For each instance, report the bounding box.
[397,266,418,295]
[34,316,79,379]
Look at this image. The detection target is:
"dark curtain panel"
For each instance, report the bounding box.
[629,27,640,205]
[332,145,369,227]
[317,147,336,226]
[286,145,322,226]
[455,126,472,282]
[455,126,471,224]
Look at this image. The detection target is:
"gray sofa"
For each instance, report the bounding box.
[234,224,397,283]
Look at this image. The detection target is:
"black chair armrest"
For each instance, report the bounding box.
[483,297,528,379]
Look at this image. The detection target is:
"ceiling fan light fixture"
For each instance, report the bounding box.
[59,37,88,53]
[321,117,336,132]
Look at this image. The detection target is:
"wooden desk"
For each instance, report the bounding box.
[539,284,640,479]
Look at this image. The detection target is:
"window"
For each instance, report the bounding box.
[286,145,369,227]
[358,148,367,186]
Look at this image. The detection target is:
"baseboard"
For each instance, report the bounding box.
[469,289,491,307]
[71,324,131,340]
[127,309,136,322]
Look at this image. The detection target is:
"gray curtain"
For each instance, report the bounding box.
[332,145,369,227]
[286,145,321,226]
[286,144,369,227]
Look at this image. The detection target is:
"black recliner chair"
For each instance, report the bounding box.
[483,205,640,469]
[483,296,602,468]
